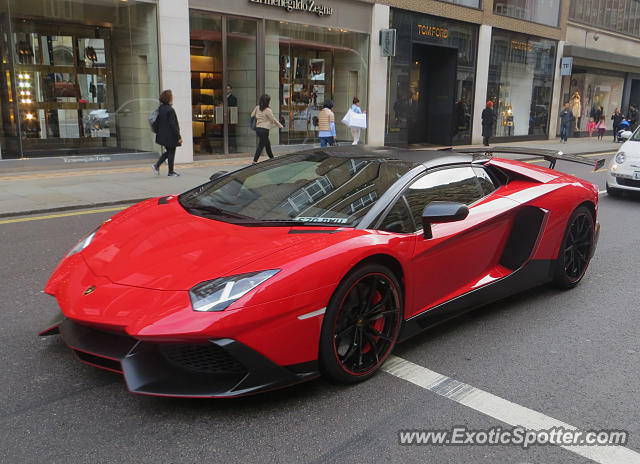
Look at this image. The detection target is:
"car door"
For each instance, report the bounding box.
[380,165,520,319]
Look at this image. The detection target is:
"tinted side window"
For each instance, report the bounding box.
[473,166,497,196]
[405,167,484,230]
[379,196,414,233]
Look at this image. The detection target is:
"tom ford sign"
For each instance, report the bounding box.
[248,0,334,16]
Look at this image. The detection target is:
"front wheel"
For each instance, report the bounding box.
[319,263,402,383]
[553,206,594,289]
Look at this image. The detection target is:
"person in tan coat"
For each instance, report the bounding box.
[251,94,283,163]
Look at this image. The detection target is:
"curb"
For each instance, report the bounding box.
[0,198,149,219]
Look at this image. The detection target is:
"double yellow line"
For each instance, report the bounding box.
[0,206,127,225]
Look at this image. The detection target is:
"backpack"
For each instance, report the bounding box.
[149,108,159,133]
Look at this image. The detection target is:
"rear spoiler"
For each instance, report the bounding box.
[455,146,606,172]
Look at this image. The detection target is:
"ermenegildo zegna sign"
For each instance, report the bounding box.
[248,0,334,16]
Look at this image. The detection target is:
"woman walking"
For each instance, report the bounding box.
[251,94,283,163]
[152,89,182,177]
[350,97,365,145]
[318,100,336,147]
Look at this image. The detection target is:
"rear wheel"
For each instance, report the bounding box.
[319,263,402,383]
[553,206,594,289]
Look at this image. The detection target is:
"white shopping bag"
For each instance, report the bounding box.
[349,112,367,129]
[341,109,353,126]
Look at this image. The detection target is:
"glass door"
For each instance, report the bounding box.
[189,12,257,156]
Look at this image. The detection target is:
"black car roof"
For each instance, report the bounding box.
[296,145,479,170]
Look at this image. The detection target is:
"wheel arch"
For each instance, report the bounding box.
[577,200,597,223]
[349,253,405,296]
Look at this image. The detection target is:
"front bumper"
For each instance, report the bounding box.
[43,316,318,398]
[607,170,640,191]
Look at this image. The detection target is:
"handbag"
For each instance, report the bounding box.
[349,112,367,129]
[250,115,257,131]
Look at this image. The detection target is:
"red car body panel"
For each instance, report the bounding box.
[41,151,600,397]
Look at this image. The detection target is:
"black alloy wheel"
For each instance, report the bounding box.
[554,206,594,288]
[319,263,402,383]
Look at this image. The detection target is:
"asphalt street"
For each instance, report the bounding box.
[2,151,639,464]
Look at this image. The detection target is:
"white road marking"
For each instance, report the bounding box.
[599,189,607,195]
[382,356,640,464]
[297,307,326,320]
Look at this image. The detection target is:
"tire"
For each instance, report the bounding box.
[319,263,403,383]
[606,183,620,197]
[553,206,595,289]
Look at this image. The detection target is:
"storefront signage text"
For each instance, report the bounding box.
[248,0,334,16]
[511,39,533,52]
[417,24,449,39]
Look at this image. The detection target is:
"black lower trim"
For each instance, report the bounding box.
[399,259,554,341]
[53,319,319,398]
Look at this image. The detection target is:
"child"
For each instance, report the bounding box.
[596,115,607,141]
[586,117,596,137]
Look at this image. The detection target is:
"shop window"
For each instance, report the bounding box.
[267,21,369,146]
[0,0,160,159]
[487,30,556,138]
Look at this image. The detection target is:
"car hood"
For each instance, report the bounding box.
[82,197,313,290]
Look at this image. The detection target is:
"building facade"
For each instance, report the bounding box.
[559,0,640,136]
[4,0,637,162]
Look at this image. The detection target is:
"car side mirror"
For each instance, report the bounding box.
[618,130,633,141]
[209,170,228,181]
[422,201,469,239]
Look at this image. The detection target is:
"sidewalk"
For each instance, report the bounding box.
[0,137,618,218]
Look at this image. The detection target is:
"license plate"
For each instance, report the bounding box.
[634,171,640,180]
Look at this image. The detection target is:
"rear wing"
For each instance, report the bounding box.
[455,146,606,172]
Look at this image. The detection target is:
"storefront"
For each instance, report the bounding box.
[486,29,557,141]
[558,66,625,134]
[0,0,159,159]
[385,9,478,147]
[188,0,371,156]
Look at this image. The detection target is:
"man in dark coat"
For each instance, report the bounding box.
[226,84,238,153]
[628,104,638,131]
[481,101,496,146]
[152,89,182,177]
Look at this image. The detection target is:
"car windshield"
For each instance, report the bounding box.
[179,152,416,226]
[631,128,640,142]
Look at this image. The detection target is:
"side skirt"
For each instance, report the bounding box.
[399,259,554,341]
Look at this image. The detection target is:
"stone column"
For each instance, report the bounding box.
[548,40,565,140]
[158,0,193,163]
[366,4,389,146]
[471,24,492,145]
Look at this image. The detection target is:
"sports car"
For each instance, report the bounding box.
[41,146,601,397]
[606,127,640,196]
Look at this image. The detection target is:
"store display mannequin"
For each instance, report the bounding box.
[570,91,581,130]
[503,105,514,136]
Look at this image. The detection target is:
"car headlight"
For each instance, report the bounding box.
[189,269,280,312]
[65,227,99,258]
[615,152,626,164]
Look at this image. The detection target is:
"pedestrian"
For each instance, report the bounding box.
[226,84,238,153]
[318,99,337,147]
[350,97,365,145]
[251,94,283,164]
[152,89,182,177]
[596,115,607,141]
[628,104,638,131]
[481,101,496,146]
[559,102,573,143]
[586,117,596,137]
[611,108,623,142]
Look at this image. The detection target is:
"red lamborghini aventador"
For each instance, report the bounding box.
[41,146,601,397]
